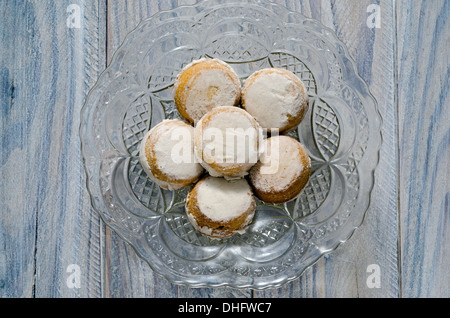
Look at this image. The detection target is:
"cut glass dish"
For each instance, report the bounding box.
[80,0,382,289]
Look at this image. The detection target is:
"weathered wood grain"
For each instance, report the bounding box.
[0,1,37,297]
[1,0,447,298]
[0,0,106,297]
[397,0,449,298]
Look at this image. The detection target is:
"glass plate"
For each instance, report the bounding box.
[80,0,382,289]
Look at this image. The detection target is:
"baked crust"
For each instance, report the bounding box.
[249,135,311,203]
[194,106,263,179]
[140,120,204,190]
[185,176,256,239]
[242,68,309,133]
[174,58,241,123]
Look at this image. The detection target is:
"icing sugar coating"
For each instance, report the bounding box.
[194,106,263,180]
[197,177,253,222]
[250,135,311,203]
[186,176,256,238]
[174,58,242,123]
[139,120,204,190]
[242,68,309,133]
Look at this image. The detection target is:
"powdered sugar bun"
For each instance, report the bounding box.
[139,120,204,191]
[186,176,256,238]
[174,58,242,124]
[242,68,309,133]
[249,135,311,203]
[194,106,263,180]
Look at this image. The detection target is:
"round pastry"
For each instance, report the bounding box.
[174,58,242,124]
[139,120,204,191]
[242,68,309,133]
[186,176,256,238]
[194,106,263,180]
[249,135,311,204]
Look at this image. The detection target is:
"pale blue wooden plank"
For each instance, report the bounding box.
[32,0,107,298]
[0,0,43,298]
[397,0,449,298]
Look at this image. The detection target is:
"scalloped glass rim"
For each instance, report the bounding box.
[80,0,382,289]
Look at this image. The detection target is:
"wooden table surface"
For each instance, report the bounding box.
[0,0,448,298]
